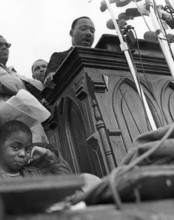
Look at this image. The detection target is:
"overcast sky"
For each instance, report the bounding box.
[0,0,167,78]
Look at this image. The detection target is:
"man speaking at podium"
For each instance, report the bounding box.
[44,16,95,87]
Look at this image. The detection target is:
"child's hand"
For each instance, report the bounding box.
[29,146,51,162]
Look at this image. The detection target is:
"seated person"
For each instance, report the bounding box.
[0,120,101,194]
[0,35,50,142]
[31,59,48,84]
[0,35,44,101]
[0,120,72,179]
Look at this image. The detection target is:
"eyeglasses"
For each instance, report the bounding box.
[0,42,11,48]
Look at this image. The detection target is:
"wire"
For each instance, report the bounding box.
[133,28,156,99]
[123,32,154,129]
[125,123,174,169]
[133,29,166,126]
[109,167,124,209]
[134,0,152,32]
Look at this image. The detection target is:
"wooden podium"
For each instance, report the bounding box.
[42,34,174,177]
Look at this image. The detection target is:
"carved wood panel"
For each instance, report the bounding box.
[42,45,174,175]
[112,78,163,151]
[161,81,174,124]
[55,95,107,177]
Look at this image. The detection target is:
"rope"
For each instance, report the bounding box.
[109,123,174,209]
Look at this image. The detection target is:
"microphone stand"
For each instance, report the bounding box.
[103,0,157,130]
[146,0,174,78]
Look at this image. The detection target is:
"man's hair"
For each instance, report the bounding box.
[31,59,48,74]
[71,16,91,31]
[0,120,32,144]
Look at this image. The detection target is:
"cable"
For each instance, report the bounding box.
[133,28,156,99]
[133,29,166,126]
[134,0,152,32]
[122,31,154,130]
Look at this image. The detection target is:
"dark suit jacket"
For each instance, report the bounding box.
[45,48,72,78]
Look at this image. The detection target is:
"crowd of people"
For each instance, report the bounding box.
[0,15,101,193]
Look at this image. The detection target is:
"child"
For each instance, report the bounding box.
[0,120,71,179]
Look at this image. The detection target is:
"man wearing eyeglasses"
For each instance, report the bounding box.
[0,35,28,96]
[0,35,49,143]
[0,35,11,67]
[0,35,45,98]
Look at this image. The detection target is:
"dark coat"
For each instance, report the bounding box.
[45,48,72,78]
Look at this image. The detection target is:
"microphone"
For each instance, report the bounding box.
[100,0,107,12]
[158,6,174,29]
[100,0,116,12]
[144,31,158,42]
[126,8,142,18]
[117,8,141,22]
[106,18,136,48]
[117,6,174,29]
[118,12,128,21]
[166,33,174,43]
[118,19,132,30]
[118,7,148,22]
[115,0,133,7]
[107,18,132,34]
[106,19,116,30]
[165,0,174,11]
[115,0,142,7]
[144,31,174,43]
[100,0,143,12]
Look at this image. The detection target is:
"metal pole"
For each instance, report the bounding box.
[104,0,157,130]
[147,0,174,79]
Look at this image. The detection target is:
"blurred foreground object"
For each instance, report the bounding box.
[76,124,174,207]
[0,175,83,215]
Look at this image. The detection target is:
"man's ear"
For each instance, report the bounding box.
[69,29,73,37]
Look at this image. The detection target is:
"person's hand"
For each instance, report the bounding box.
[80,173,101,192]
[40,98,51,111]
[44,72,56,88]
[29,146,51,162]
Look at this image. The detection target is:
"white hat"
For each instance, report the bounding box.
[0,89,51,127]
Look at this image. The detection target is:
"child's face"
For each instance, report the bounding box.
[0,131,33,173]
